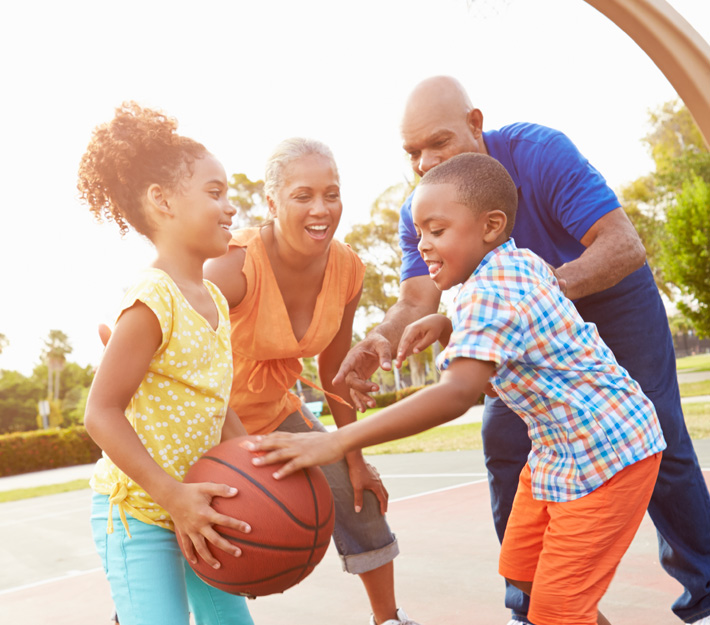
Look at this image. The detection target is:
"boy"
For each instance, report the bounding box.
[249,152,666,625]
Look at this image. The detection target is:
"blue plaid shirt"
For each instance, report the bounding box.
[438,239,666,502]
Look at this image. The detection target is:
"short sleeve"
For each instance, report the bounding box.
[437,284,526,371]
[536,132,620,242]
[117,272,174,355]
[398,191,429,282]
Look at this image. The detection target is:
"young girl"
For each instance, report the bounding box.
[78,102,254,625]
[204,138,420,625]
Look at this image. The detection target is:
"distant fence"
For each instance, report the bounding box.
[673,332,710,359]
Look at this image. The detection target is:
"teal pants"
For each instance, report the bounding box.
[91,493,254,625]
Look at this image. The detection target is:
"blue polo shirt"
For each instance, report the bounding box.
[399,123,622,277]
[398,122,678,410]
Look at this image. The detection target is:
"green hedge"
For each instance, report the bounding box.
[0,426,102,477]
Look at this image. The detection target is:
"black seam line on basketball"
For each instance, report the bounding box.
[218,534,331,551]
[293,469,319,586]
[201,454,322,530]
[196,563,313,587]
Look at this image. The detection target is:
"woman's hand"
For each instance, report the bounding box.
[345,453,388,515]
[162,481,251,569]
[395,314,453,367]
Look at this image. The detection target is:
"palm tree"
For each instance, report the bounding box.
[42,330,72,400]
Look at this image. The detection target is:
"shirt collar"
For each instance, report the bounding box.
[458,238,518,295]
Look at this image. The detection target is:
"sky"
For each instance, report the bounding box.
[1,0,709,376]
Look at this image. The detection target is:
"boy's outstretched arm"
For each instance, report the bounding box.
[250,357,495,479]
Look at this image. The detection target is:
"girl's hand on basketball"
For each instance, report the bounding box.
[167,482,251,568]
[395,314,453,368]
[346,453,388,515]
[247,432,345,478]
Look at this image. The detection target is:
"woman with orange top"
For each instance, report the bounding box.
[204,138,421,625]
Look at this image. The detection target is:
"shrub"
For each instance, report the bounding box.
[0,426,102,477]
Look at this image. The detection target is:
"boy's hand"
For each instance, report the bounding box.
[395,314,452,367]
[247,431,346,479]
[165,481,251,569]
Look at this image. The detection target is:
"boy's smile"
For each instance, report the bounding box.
[412,182,505,291]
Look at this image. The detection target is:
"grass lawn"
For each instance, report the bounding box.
[0,479,90,503]
[2,355,709,503]
[676,353,710,372]
[679,380,710,397]
[685,402,710,439]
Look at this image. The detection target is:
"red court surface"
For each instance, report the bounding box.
[1,445,708,625]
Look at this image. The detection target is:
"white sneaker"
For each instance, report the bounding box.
[369,608,421,625]
[506,620,528,625]
[692,617,710,625]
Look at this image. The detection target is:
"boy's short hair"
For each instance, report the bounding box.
[420,152,518,235]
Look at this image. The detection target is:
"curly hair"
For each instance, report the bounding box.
[77,101,207,236]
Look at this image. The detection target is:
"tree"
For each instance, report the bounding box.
[0,333,8,355]
[42,330,73,404]
[345,182,415,318]
[661,175,710,337]
[644,100,708,179]
[228,172,268,228]
[619,100,710,297]
[0,370,45,432]
[345,180,437,388]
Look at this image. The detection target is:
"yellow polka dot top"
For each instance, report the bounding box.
[90,269,233,532]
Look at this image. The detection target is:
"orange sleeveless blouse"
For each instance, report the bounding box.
[227,228,366,434]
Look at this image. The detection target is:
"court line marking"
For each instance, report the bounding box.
[0,506,88,527]
[1,479,488,596]
[391,478,488,503]
[0,568,103,596]
[2,468,708,595]
[381,473,487,478]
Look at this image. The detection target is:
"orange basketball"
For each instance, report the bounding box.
[177,435,334,597]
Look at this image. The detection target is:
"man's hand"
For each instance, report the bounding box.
[546,263,567,296]
[332,334,394,412]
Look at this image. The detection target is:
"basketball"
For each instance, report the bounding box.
[177,435,335,597]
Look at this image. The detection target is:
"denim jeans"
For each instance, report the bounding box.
[276,407,399,575]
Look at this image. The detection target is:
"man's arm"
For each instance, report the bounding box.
[556,207,646,300]
[332,275,441,410]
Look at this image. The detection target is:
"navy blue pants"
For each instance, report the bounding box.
[484,267,710,624]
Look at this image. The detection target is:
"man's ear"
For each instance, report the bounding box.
[483,210,507,241]
[466,108,484,139]
[146,183,171,216]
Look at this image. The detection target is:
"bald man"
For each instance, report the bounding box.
[335,76,710,625]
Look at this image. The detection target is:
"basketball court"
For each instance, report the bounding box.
[1,442,709,624]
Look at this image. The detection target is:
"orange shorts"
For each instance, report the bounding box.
[499,452,661,625]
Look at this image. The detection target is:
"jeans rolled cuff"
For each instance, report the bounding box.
[339,536,400,575]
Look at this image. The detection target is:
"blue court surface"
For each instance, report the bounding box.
[1,443,709,624]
